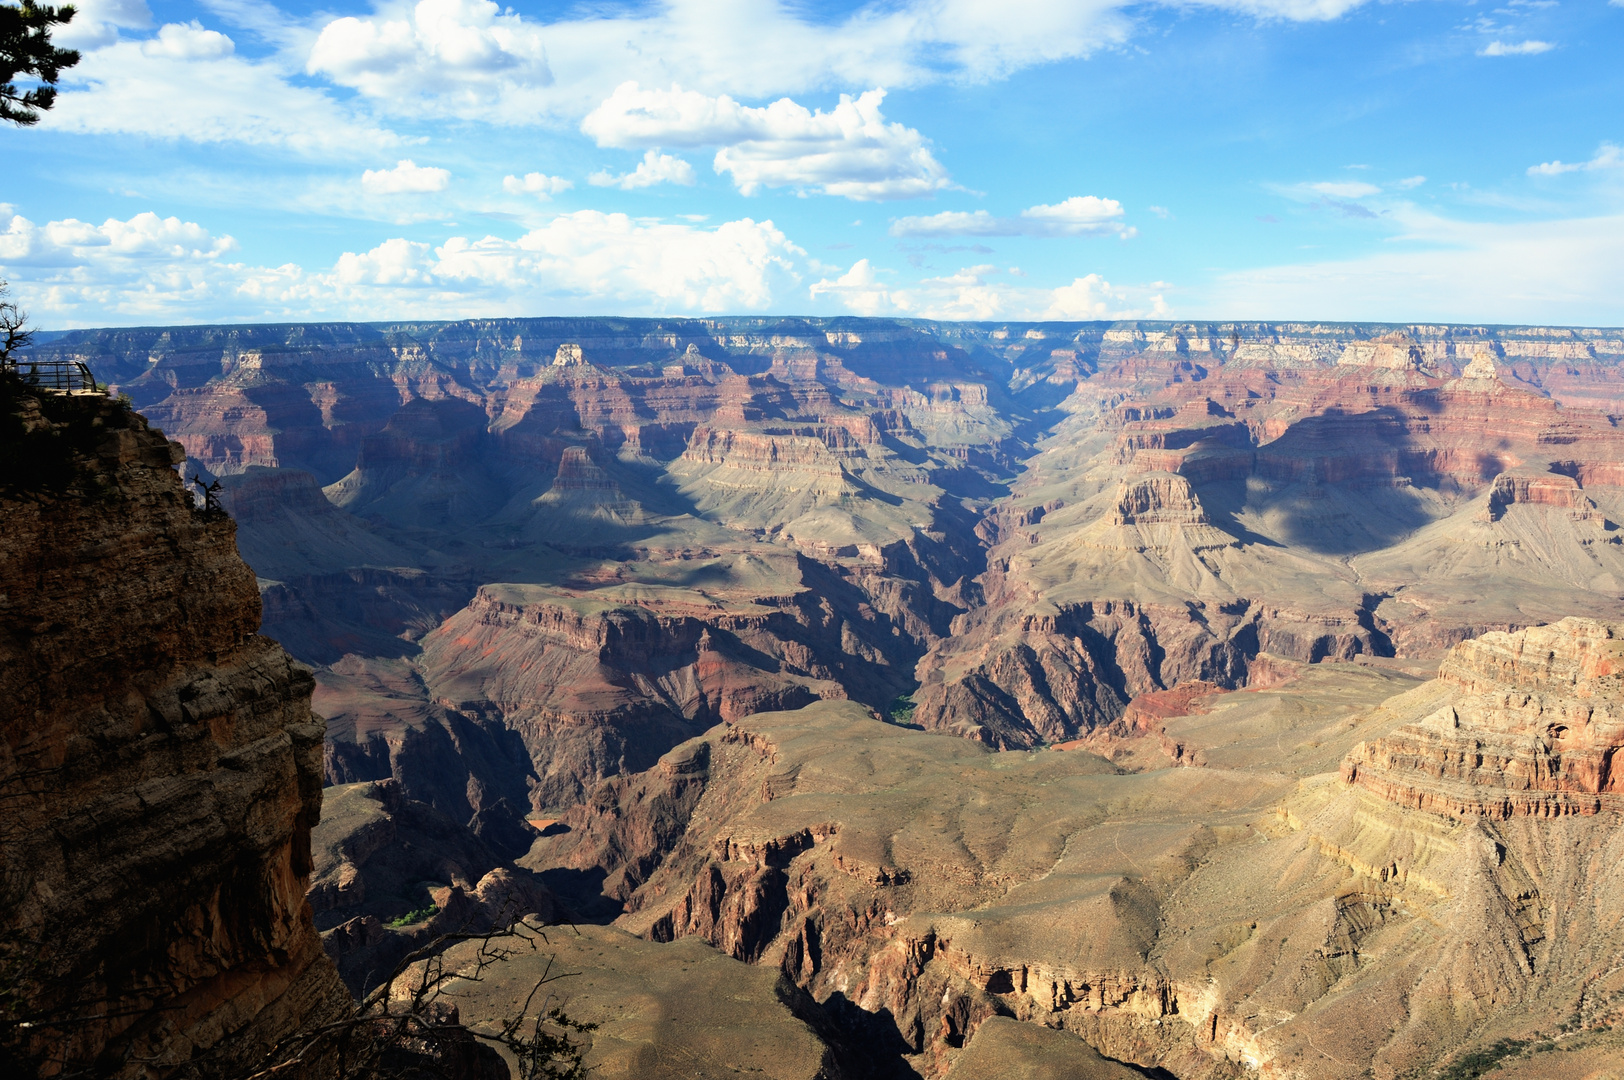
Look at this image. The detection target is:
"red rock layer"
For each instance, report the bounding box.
[1343,618,1624,817]
[1480,472,1608,523]
[1109,472,1210,526]
[416,583,854,808]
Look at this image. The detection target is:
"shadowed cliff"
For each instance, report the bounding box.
[0,375,350,1077]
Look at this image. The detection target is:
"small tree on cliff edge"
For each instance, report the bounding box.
[1,282,33,363]
[2,1,79,125]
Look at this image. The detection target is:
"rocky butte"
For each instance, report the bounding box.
[9,317,1624,1077]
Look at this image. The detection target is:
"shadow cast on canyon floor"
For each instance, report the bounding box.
[537,867,622,924]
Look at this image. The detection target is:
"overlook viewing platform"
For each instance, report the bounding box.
[1,356,101,395]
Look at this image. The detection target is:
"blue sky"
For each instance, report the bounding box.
[2,0,1621,328]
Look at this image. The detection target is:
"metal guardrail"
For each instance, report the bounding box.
[2,358,100,393]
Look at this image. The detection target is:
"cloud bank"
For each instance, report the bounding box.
[1,209,804,323]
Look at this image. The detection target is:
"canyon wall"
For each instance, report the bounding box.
[1344,617,1624,817]
[0,378,348,1076]
[32,318,1624,812]
[911,336,1624,746]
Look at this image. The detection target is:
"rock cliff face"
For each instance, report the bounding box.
[415,556,936,809]
[0,380,347,1075]
[310,779,556,996]
[22,318,1624,1078]
[1344,618,1624,817]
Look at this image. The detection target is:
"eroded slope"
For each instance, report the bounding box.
[524,622,1624,1079]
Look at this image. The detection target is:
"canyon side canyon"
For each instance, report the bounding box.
[8,317,1624,1079]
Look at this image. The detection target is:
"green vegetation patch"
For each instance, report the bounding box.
[886,693,920,728]
[387,905,439,928]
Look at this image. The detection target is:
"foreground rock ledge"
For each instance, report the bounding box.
[0,385,348,1076]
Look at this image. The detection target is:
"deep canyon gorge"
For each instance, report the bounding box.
[7,317,1624,1079]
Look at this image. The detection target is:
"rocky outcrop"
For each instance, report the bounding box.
[524,740,713,915]
[530,700,1207,1078]
[1480,472,1609,524]
[418,582,838,809]
[909,595,1367,748]
[1343,618,1624,817]
[911,349,1624,742]
[323,395,505,526]
[0,379,347,1075]
[1336,332,1433,372]
[24,317,1624,1078]
[43,319,1624,722]
[412,539,954,809]
[316,654,538,829]
[1109,472,1209,526]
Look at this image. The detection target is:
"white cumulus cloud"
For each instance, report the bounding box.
[141,21,234,59]
[45,36,398,153]
[503,172,574,198]
[297,0,1374,125]
[808,258,896,316]
[1,211,238,268]
[890,196,1131,238]
[1479,40,1555,56]
[362,159,452,194]
[810,260,1164,321]
[589,150,698,190]
[52,0,151,49]
[1045,273,1166,319]
[1023,197,1136,236]
[307,0,551,114]
[42,0,1406,162]
[583,83,951,201]
[0,211,242,323]
[332,237,439,286]
[1528,144,1622,176]
[424,212,801,310]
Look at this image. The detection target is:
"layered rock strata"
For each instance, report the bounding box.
[0,382,348,1075]
[28,317,1624,800]
[912,352,1624,746]
[1343,618,1624,817]
[415,561,930,809]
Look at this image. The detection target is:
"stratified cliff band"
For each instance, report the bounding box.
[0,377,349,1076]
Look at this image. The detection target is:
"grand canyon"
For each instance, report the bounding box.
[7,317,1624,1079]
